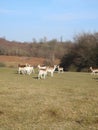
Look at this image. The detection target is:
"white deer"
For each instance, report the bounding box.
[38,64,47,70]
[37,64,47,79]
[47,65,57,77]
[57,65,64,73]
[38,69,47,79]
[18,65,34,75]
[90,66,98,75]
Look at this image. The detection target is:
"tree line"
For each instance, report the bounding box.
[60,32,98,71]
[0,32,98,71]
[0,37,72,65]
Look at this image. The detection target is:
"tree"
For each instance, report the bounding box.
[60,32,98,71]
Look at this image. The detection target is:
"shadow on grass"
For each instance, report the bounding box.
[93,77,98,81]
[32,76,38,79]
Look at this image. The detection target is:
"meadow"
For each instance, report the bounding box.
[0,67,98,130]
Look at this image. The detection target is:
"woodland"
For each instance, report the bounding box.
[0,32,98,71]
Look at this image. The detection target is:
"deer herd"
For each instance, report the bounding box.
[18,64,64,79]
[18,64,98,79]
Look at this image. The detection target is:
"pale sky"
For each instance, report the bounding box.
[0,0,98,42]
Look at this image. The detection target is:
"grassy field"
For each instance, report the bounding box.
[0,67,98,130]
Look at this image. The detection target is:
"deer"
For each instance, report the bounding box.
[57,65,64,73]
[90,66,98,75]
[47,65,57,77]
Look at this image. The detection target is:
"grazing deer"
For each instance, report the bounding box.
[90,66,98,75]
[18,63,34,75]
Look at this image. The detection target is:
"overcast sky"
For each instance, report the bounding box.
[0,0,98,42]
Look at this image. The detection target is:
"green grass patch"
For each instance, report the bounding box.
[0,62,6,67]
[0,68,98,130]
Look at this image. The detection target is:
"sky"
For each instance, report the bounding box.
[0,0,98,42]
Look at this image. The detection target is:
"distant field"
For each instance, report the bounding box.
[0,55,60,67]
[0,67,98,130]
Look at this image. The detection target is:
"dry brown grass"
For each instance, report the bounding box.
[0,55,60,67]
[0,68,98,130]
